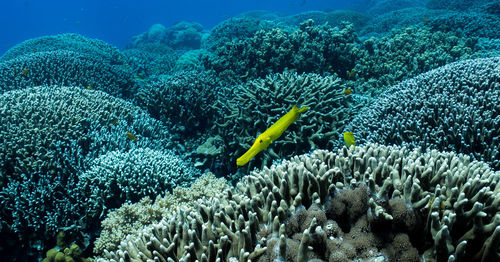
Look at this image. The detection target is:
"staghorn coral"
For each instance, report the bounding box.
[0,50,136,97]
[78,148,200,222]
[344,57,500,170]
[203,19,358,82]
[205,72,354,177]
[0,33,127,65]
[0,172,85,256]
[96,143,500,261]
[93,173,229,254]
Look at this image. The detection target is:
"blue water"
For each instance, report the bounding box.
[0,0,356,55]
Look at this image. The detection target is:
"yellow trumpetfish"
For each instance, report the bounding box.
[236,105,309,167]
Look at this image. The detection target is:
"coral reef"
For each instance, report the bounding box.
[0,86,135,182]
[0,33,127,65]
[172,49,211,72]
[276,10,370,30]
[122,43,178,77]
[426,0,497,12]
[0,50,136,98]
[78,148,200,222]
[204,72,354,177]
[361,7,500,39]
[203,19,358,82]
[344,57,500,170]
[134,70,225,137]
[93,173,229,254]
[96,143,500,261]
[0,86,175,259]
[352,26,479,95]
[202,16,274,51]
[128,22,204,50]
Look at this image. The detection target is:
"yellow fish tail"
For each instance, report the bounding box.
[296,105,309,114]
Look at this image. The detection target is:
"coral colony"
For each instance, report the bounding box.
[0,1,498,261]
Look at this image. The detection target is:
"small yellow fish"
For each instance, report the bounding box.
[126,132,138,141]
[236,105,309,166]
[110,117,119,125]
[348,70,356,77]
[21,68,30,75]
[86,85,93,90]
[422,18,430,23]
[343,132,355,149]
[33,49,38,53]
[441,26,447,30]
[343,88,352,95]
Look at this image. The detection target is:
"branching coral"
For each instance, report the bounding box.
[0,50,136,98]
[96,143,500,261]
[0,86,176,260]
[78,148,200,222]
[202,72,354,177]
[134,70,225,137]
[344,57,500,170]
[93,173,229,254]
[352,25,480,95]
[122,43,178,77]
[203,19,358,82]
[0,33,127,65]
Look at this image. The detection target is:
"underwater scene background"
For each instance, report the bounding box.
[0,0,499,261]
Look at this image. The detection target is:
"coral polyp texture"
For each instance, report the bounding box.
[96,143,500,262]
[345,57,500,170]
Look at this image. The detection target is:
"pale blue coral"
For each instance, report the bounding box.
[0,50,136,97]
[78,148,200,220]
[344,57,500,169]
